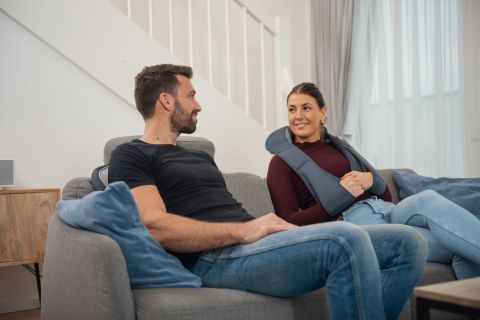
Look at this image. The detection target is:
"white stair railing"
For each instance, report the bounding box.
[110,0,293,130]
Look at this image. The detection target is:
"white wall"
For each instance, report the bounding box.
[0,9,144,312]
[244,0,313,85]
[0,0,312,312]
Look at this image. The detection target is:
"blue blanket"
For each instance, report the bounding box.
[393,170,480,218]
[57,181,202,288]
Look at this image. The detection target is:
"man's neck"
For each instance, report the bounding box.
[141,121,178,145]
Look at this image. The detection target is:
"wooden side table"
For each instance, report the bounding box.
[414,277,480,320]
[0,188,60,302]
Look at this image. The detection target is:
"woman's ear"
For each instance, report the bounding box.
[321,106,328,121]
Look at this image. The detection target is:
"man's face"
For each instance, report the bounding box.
[170,75,201,134]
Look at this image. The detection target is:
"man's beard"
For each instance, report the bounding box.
[170,99,197,134]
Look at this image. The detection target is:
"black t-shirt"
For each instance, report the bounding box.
[108,139,254,267]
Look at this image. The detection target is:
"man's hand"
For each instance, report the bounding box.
[131,185,297,252]
[340,171,373,197]
[236,213,297,244]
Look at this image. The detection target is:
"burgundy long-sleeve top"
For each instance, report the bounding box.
[267,140,392,226]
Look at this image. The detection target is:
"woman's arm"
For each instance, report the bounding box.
[267,156,338,226]
[342,170,392,202]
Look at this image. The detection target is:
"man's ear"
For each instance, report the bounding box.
[157,93,174,111]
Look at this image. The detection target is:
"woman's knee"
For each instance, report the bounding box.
[412,189,443,201]
[398,190,447,219]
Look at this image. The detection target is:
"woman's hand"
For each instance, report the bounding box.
[340,171,373,197]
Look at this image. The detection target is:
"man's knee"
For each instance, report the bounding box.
[307,222,374,255]
[398,225,428,254]
[367,224,428,258]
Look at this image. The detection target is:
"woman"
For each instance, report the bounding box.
[266,82,480,280]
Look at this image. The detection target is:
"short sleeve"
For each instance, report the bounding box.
[108,143,156,189]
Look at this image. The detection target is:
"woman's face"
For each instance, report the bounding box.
[287,93,327,143]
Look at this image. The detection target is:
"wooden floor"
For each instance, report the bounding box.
[0,309,40,320]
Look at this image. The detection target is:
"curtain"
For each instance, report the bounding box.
[312,0,355,136]
[346,0,465,177]
[461,0,480,177]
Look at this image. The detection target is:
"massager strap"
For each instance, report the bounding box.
[266,127,386,217]
[328,135,386,195]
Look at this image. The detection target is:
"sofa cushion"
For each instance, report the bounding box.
[91,164,109,191]
[393,170,480,217]
[133,287,329,320]
[57,181,202,288]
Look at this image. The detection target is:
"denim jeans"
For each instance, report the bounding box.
[342,190,480,279]
[191,222,427,320]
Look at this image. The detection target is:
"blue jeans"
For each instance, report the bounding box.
[191,222,427,320]
[342,190,480,279]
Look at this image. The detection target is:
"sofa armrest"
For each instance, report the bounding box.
[62,177,95,200]
[42,213,135,320]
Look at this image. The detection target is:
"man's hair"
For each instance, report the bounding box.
[134,64,193,119]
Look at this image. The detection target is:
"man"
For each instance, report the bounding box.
[109,64,427,320]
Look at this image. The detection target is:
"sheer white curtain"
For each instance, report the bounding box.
[311,0,355,136]
[346,0,465,177]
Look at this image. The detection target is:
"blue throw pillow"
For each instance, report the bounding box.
[393,170,480,217]
[57,181,202,288]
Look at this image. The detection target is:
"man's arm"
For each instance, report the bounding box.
[131,185,296,253]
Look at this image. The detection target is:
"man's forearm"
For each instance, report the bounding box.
[142,210,296,253]
[144,211,244,252]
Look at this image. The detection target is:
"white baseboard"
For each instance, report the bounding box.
[0,297,39,314]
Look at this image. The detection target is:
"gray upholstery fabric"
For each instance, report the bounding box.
[133,287,329,320]
[103,135,215,164]
[42,214,135,320]
[378,168,416,204]
[224,172,274,217]
[47,136,459,320]
[62,177,95,200]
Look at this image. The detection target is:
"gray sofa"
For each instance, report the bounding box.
[41,136,465,320]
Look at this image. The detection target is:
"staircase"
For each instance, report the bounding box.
[0,0,294,176]
[110,0,294,131]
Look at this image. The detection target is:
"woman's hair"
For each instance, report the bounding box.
[287,82,326,108]
[287,82,329,142]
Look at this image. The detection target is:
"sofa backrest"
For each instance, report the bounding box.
[62,136,412,212]
[378,168,415,204]
[223,173,274,217]
[103,135,215,164]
